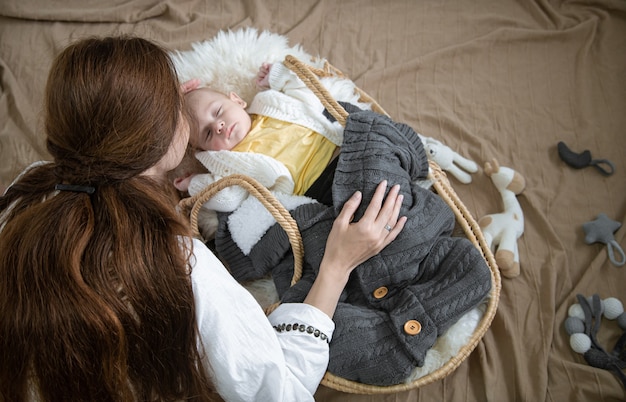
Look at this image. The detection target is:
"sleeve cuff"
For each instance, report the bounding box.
[268,303,335,341]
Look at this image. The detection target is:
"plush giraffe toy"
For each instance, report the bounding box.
[478,159,526,278]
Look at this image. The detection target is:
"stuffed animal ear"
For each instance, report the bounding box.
[484,159,499,176]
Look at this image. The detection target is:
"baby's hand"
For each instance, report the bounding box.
[181,79,200,94]
[174,173,196,193]
[255,63,272,89]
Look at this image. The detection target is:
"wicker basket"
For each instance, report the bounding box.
[178,55,501,394]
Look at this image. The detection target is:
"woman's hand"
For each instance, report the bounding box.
[304,180,406,317]
[323,180,405,276]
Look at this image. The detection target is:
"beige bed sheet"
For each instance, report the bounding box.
[1,1,625,400]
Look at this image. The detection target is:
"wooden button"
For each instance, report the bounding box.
[373,286,388,299]
[403,320,422,335]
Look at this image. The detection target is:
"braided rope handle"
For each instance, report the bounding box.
[283,55,390,123]
[283,55,349,125]
[308,58,389,116]
[178,174,303,287]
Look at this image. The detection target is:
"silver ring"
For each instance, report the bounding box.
[384,224,392,232]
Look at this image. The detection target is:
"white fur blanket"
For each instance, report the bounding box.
[171,27,323,105]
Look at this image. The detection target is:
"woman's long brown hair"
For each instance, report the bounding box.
[0,37,215,401]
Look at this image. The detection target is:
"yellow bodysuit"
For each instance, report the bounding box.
[232,115,337,195]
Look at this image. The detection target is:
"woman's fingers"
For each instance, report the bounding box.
[378,184,405,245]
[384,212,406,243]
[360,180,387,222]
[335,189,362,227]
[340,180,405,243]
[378,183,400,226]
[360,181,404,235]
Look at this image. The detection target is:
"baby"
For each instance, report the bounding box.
[186,63,274,151]
[174,61,369,203]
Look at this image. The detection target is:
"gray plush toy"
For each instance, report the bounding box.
[583,213,625,267]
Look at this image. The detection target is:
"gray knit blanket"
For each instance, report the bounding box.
[215,110,492,386]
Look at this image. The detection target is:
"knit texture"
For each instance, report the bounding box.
[193,150,294,195]
[215,110,492,385]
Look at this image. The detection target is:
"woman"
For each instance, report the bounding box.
[0,36,405,401]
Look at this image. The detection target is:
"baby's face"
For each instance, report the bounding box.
[186,88,251,151]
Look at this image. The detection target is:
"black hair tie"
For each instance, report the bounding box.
[55,183,96,194]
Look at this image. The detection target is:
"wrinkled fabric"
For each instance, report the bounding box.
[3,0,626,399]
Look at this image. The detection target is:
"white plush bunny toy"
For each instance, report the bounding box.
[419,134,478,184]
